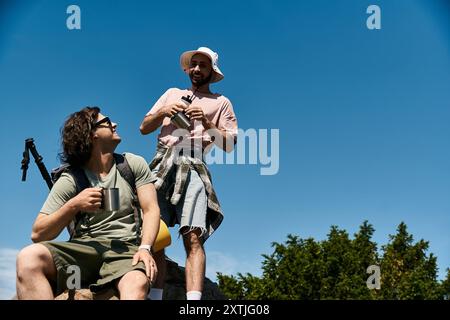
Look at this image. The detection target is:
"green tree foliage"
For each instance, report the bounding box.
[441,269,450,299]
[379,222,441,299]
[217,221,447,300]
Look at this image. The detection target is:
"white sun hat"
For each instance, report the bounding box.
[180,46,224,83]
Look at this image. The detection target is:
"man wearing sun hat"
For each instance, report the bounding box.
[140,46,238,300]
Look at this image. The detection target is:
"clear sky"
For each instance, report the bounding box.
[0,0,449,299]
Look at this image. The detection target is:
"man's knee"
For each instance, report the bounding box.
[118,270,149,294]
[182,228,204,253]
[16,244,55,279]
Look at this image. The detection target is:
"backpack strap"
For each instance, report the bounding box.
[66,166,91,239]
[113,153,136,193]
[114,153,142,243]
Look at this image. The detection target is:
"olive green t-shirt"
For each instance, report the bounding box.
[40,153,153,242]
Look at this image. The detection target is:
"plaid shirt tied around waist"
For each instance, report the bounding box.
[149,142,224,241]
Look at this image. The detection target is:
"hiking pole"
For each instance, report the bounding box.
[21,140,30,182]
[21,138,53,190]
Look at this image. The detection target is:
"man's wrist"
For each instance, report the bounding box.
[139,244,153,255]
[159,108,170,119]
[66,198,80,215]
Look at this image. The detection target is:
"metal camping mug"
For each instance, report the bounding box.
[101,188,120,211]
[170,95,192,129]
[171,111,191,129]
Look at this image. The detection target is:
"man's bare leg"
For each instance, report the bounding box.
[16,243,57,300]
[149,249,166,299]
[182,228,205,299]
[116,270,149,300]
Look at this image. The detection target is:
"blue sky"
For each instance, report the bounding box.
[0,0,449,299]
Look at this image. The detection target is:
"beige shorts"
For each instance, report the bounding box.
[42,238,147,296]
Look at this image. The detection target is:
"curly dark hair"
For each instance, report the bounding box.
[59,107,100,167]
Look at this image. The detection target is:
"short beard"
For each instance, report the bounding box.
[189,71,212,88]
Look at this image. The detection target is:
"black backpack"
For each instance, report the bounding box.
[51,153,141,240]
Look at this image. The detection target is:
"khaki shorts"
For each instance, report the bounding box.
[42,238,147,296]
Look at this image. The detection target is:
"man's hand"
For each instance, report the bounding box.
[70,187,103,212]
[160,103,187,118]
[132,249,158,284]
[185,105,205,122]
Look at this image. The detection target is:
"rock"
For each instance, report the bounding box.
[55,289,95,300]
[54,257,226,300]
[54,288,120,300]
[163,257,227,300]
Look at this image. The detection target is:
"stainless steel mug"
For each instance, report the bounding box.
[171,95,192,129]
[171,111,191,129]
[102,188,120,211]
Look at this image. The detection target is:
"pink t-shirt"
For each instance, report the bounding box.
[146,88,238,151]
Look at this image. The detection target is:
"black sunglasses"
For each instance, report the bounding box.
[94,117,112,128]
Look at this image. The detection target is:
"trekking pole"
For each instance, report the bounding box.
[21,140,30,182]
[21,138,53,190]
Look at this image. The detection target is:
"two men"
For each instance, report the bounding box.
[16,107,160,299]
[140,47,238,300]
[16,46,236,300]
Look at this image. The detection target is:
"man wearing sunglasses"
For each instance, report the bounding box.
[16,107,160,300]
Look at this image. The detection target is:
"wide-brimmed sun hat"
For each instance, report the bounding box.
[180,46,224,83]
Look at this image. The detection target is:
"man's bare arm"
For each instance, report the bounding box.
[202,118,237,153]
[140,111,166,135]
[137,183,160,248]
[133,183,160,282]
[31,187,102,242]
[140,103,186,135]
[185,105,237,153]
